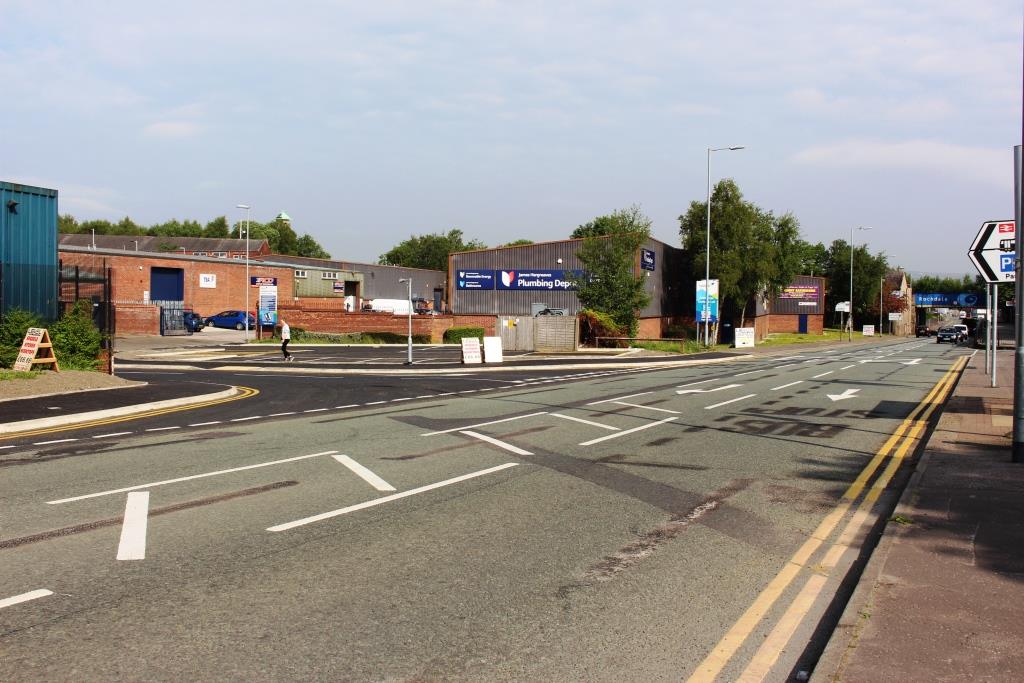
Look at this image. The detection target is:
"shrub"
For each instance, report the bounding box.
[579,309,626,347]
[289,330,430,344]
[0,308,44,369]
[444,326,485,344]
[50,300,103,370]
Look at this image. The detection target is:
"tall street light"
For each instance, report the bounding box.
[849,226,872,341]
[237,204,251,341]
[399,278,413,365]
[704,145,745,346]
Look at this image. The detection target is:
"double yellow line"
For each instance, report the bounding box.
[687,355,967,683]
[0,386,259,441]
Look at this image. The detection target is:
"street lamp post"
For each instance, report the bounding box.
[704,145,745,346]
[399,278,413,365]
[849,226,872,341]
[237,204,251,340]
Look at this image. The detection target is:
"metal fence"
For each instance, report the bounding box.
[58,257,115,369]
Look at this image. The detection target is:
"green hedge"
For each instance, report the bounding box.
[289,330,430,344]
[443,326,485,344]
[0,308,44,368]
[1,302,103,371]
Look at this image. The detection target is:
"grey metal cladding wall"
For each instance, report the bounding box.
[345,263,447,300]
[770,275,825,315]
[0,182,58,319]
[452,241,586,315]
[639,239,686,317]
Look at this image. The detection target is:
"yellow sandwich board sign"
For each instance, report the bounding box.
[12,327,59,372]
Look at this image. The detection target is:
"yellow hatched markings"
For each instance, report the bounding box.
[686,355,967,683]
[0,386,260,440]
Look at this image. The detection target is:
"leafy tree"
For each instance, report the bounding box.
[0,307,43,368]
[79,219,116,236]
[820,239,889,329]
[379,229,486,271]
[296,234,331,259]
[499,239,535,247]
[572,206,653,335]
[58,214,79,233]
[678,180,804,328]
[266,216,299,255]
[50,300,103,370]
[911,274,980,295]
[203,216,230,238]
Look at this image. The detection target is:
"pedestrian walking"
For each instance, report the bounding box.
[280,318,292,361]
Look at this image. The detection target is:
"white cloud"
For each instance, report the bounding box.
[143,121,203,139]
[792,139,1010,188]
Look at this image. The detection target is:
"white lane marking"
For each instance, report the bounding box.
[0,589,53,610]
[116,492,149,561]
[774,363,796,370]
[334,405,359,409]
[303,408,329,413]
[415,395,436,399]
[268,412,297,417]
[364,401,386,405]
[734,370,763,377]
[676,378,717,388]
[613,401,681,415]
[423,412,548,436]
[551,413,621,431]
[677,383,742,396]
[92,432,133,439]
[332,454,396,492]
[705,394,757,410]
[268,463,520,532]
[145,426,180,432]
[188,421,221,427]
[33,438,78,445]
[827,388,860,402]
[812,371,834,379]
[390,397,413,402]
[0,445,15,450]
[586,392,653,406]
[840,364,856,370]
[460,430,534,456]
[230,416,262,422]
[771,381,804,391]
[579,417,678,446]
[47,451,339,504]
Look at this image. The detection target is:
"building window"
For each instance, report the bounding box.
[213,252,227,258]
[233,255,244,260]
[197,251,208,256]
[295,270,308,278]
[321,271,338,279]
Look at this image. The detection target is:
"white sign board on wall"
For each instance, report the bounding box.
[200,274,217,288]
[482,336,504,363]
[862,325,875,336]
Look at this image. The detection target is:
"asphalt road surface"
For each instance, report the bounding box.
[0,338,969,681]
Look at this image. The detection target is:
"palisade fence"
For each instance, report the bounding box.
[58,257,115,370]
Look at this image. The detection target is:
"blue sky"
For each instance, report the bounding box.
[2,1,1020,276]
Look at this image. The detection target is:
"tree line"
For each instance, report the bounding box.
[59,214,330,259]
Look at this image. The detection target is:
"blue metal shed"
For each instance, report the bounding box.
[0,181,59,320]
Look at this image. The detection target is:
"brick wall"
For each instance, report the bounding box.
[763,314,824,336]
[451,315,497,336]
[276,308,466,343]
[60,251,294,319]
[114,304,160,334]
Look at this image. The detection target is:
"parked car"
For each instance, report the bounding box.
[935,326,959,344]
[205,310,256,330]
[183,311,205,333]
[915,325,933,337]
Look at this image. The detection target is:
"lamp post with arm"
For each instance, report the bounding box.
[237,204,251,340]
[849,226,872,341]
[704,145,745,346]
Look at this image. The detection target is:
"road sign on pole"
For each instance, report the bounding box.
[969,220,1016,283]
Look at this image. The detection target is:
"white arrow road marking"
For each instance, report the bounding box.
[117,491,149,561]
[332,454,396,492]
[827,388,860,402]
[0,589,53,610]
[676,383,743,396]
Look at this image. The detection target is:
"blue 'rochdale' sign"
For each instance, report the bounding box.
[913,292,982,307]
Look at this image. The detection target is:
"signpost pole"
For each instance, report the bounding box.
[992,284,999,387]
[1013,144,1024,461]
[987,283,993,374]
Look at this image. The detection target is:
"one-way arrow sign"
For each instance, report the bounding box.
[968,220,1016,283]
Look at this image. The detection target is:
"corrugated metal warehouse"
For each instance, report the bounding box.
[1,181,59,320]
[449,237,685,332]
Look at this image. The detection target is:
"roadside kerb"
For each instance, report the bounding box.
[0,387,241,436]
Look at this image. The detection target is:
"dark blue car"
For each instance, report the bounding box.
[204,310,256,330]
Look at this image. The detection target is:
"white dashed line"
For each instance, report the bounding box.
[0,589,53,610]
[423,412,548,436]
[145,426,180,432]
[0,445,17,450]
[774,364,796,370]
[303,408,328,413]
[415,395,436,399]
[230,416,262,422]
[840,364,856,370]
[33,439,77,445]
[334,405,359,409]
[579,417,678,446]
[390,397,413,402]
[771,381,804,391]
[587,392,653,406]
[734,370,763,377]
[612,401,681,415]
[268,412,296,417]
[459,430,534,455]
[364,401,386,406]
[188,421,222,427]
[116,492,149,561]
[705,394,757,410]
[813,371,834,379]
[92,432,133,439]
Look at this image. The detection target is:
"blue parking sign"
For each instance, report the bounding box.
[1001,254,1015,272]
